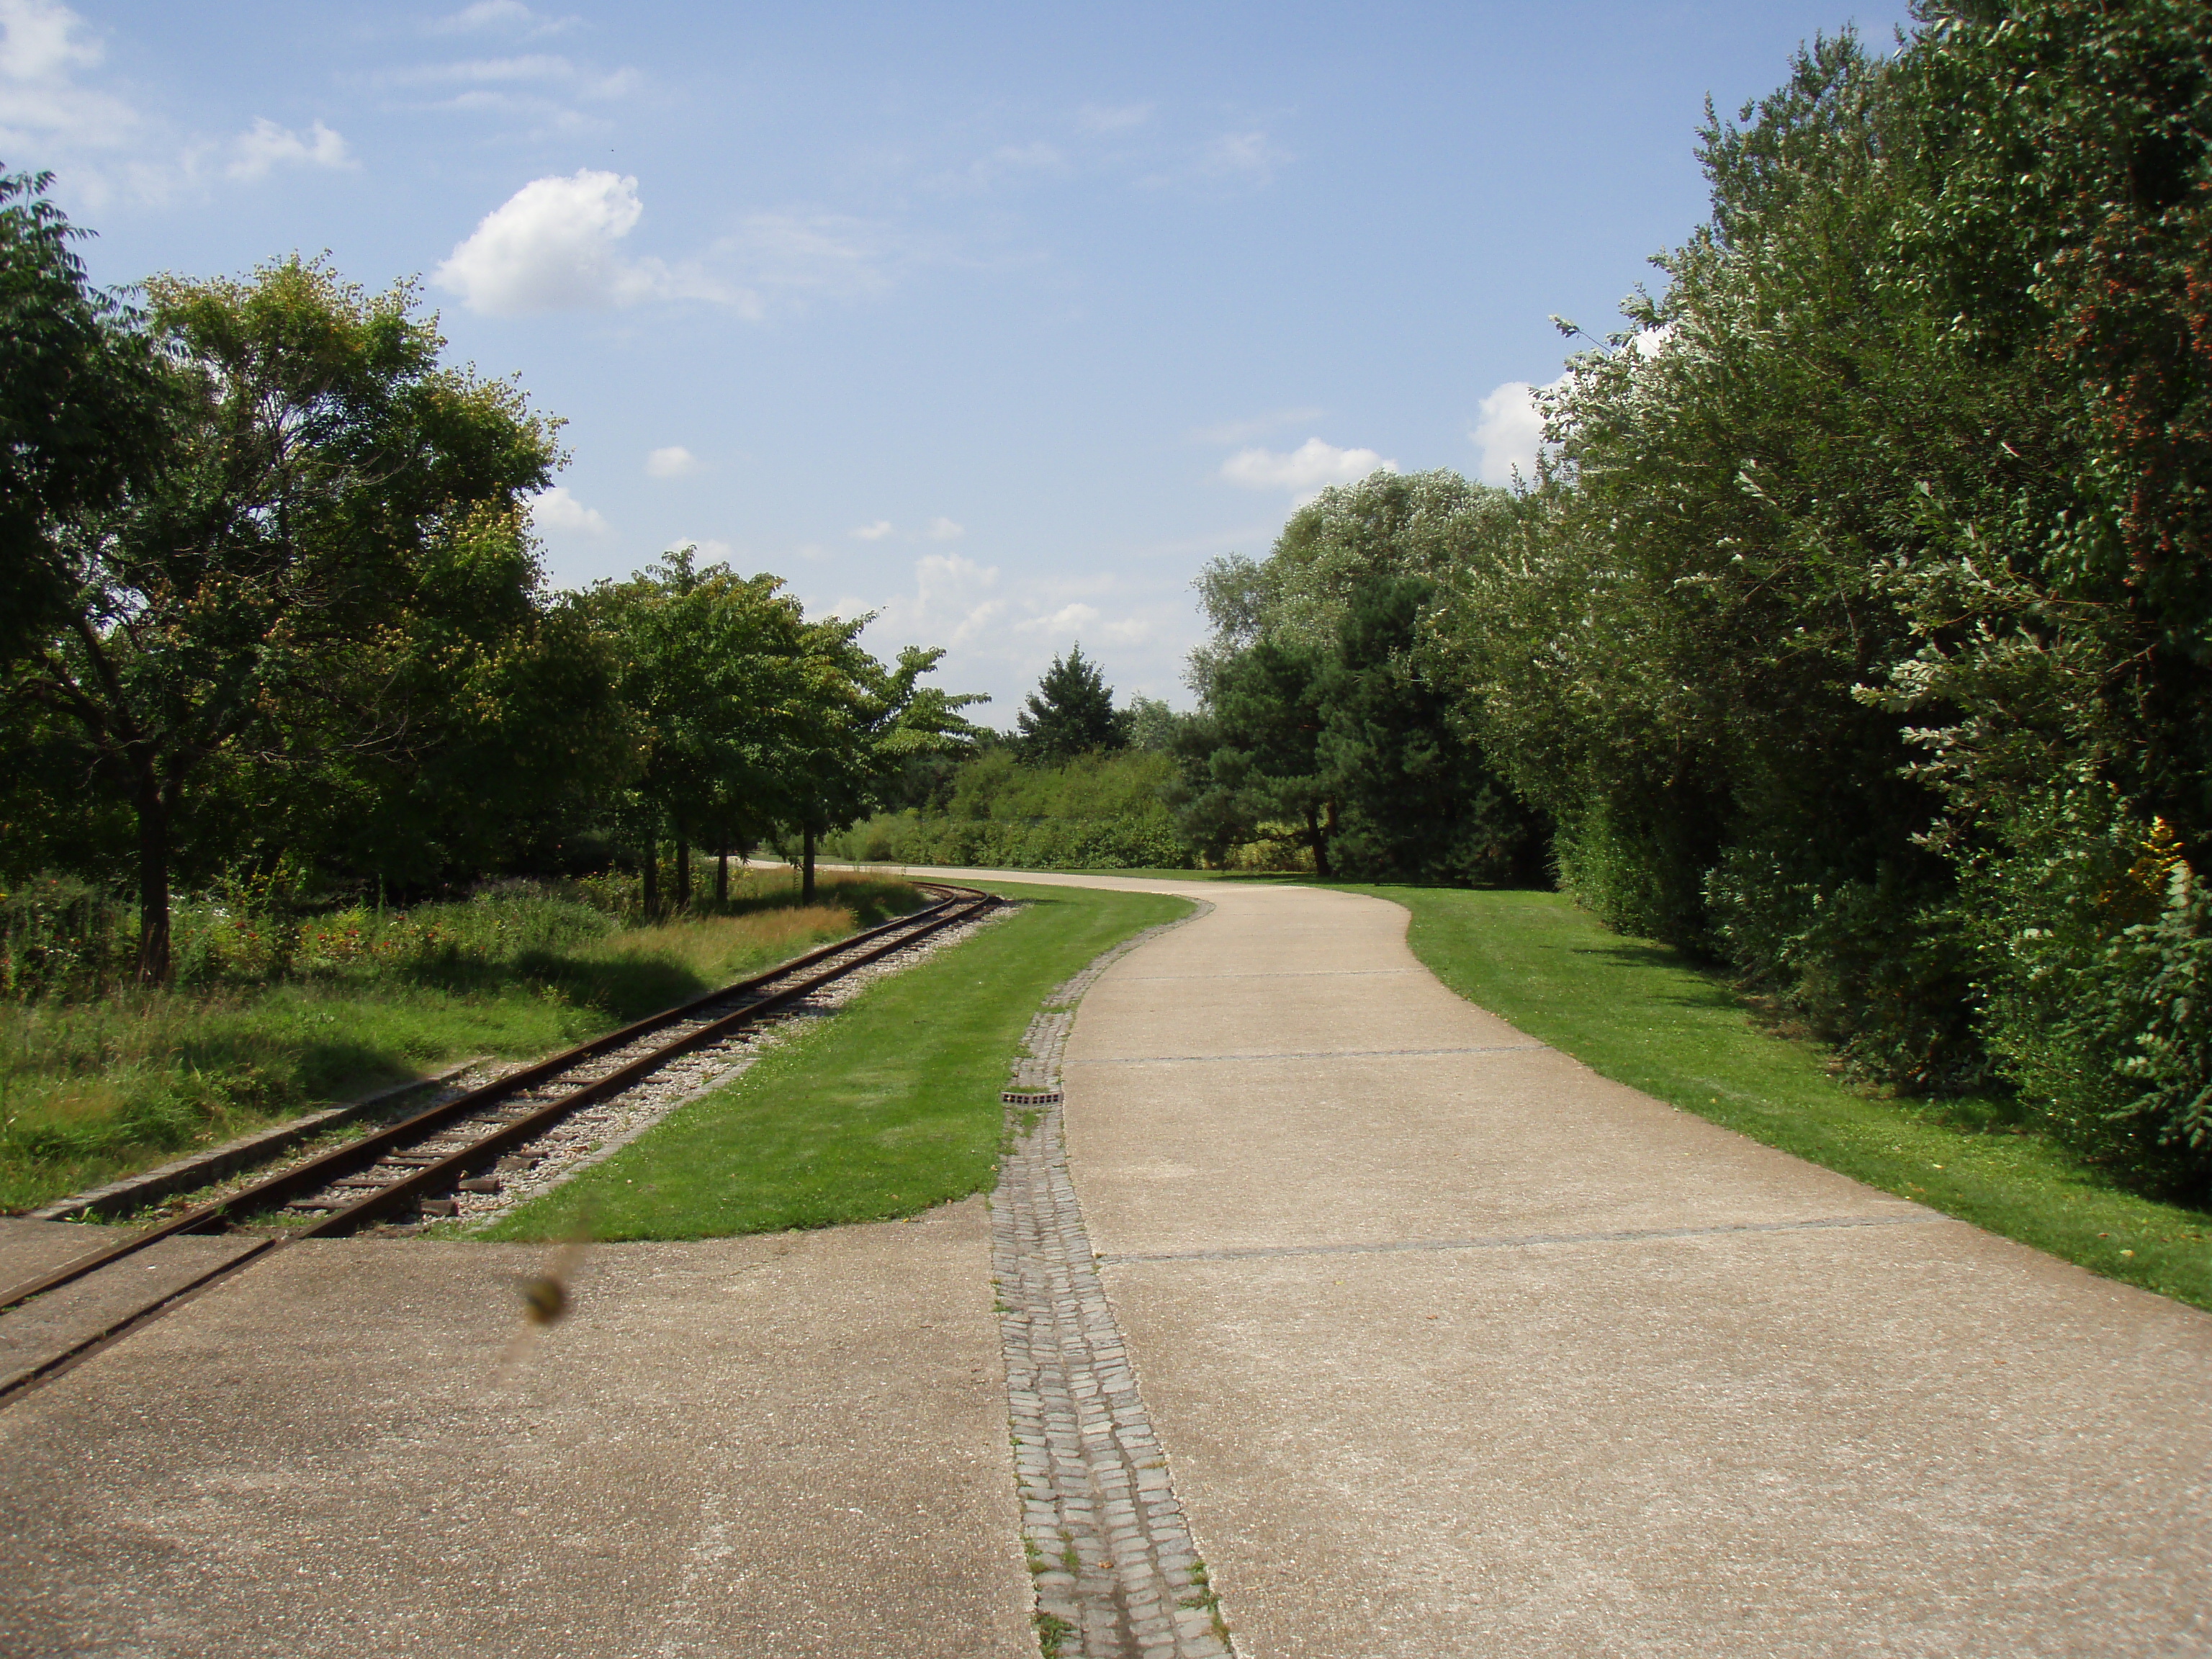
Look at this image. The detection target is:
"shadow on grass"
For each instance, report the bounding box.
[1569,943,1745,1012]
[393,948,716,1025]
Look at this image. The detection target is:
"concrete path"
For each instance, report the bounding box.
[0,1205,1029,1658]
[932,871,2212,1658]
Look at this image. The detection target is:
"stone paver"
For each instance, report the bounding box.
[993,910,1231,1658]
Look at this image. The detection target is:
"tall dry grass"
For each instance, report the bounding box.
[0,872,919,1213]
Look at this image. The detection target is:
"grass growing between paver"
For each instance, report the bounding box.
[480,881,1194,1242]
[0,873,920,1214]
[1357,884,2212,1312]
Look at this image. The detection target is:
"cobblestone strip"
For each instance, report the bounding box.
[993,904,1233,1658]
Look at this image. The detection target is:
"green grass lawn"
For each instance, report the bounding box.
[482,880,1192,1242]
[0,873,918,1213]
[1352,884,2212,1312]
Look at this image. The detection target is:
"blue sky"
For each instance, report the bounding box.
[4,0,1912,723]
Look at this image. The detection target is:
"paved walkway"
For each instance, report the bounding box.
[935,871,2212,1658]
[4,869,2208,1656]
[0,1206,1029,1658]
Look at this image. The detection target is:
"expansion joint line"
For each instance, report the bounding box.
[993,904,1233,1659]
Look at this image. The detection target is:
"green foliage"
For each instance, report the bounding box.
[1317,573,1545,885]
[1015,644,1126,762]
[2,255,606,981]
[1420,3,2212,1190]
[1177,472,1545,883]
[0,167,163,663]
[580,547,810,899]
[824,749,1189,870]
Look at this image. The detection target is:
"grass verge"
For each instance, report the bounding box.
[480,880,1193,1242]
[0,873,919,1213]
[1356,884,2212,1312]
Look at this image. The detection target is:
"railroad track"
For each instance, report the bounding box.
[0,881,997,1404]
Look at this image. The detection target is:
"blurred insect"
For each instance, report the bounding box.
[518,1267,570,1326]
[489,1226,591,1385]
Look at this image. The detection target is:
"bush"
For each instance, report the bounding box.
[0,874,132,999]
[1969,794,2211,1195]
[822,750,1194,871]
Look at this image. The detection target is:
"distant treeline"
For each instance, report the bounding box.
[0,210,977,985]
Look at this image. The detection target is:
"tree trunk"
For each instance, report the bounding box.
[716,844,729,905]
[1308,801,1334,880]
[640,821,660,922]
[801,825,817,904]
[133,768,173,986]
[675,832,692,914]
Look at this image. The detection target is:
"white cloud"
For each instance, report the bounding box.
[384,53,629,97]
[0,1,353,202]
[925,516,964,541]
[1219,437,1398,497]
[438,169,918,320]
[395,53,572,85]
[851,520,893,541]
[226,117,351,181]
[0,0,138,165]
[917,552,994,593]
[0,0,96,81]
[644,445,697,478]
[1018,602,1101,637]
[1077,102,1151,132]
[1198,130,1285,184]
[932,140,1067,195]
[436,170,671,313]
[1190,405,1325,446]
[861,552,1006,649]
[712,211,906,306]
[528,484,611,538]
[1470,381,1551,486]
[428,0,578,35]
[380,42,635,138]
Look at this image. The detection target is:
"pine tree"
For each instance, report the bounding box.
[1015,644,1127,763]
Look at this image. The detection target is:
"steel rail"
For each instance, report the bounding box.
[0,884,996,1406]
[290,889,994,1236]
[0,884,986,1313]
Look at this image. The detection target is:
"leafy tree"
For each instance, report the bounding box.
[1123,696,1181,754]
[1317,574,1543,885]
[1177,474,1545,883]
[0,167,163,665]
[585,550,811,916]
[1437,4,2212,1184]
[3,258,566,981]
[781,621,985,901]
[1171,637,1337,874]
[1015,644,1126,762]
